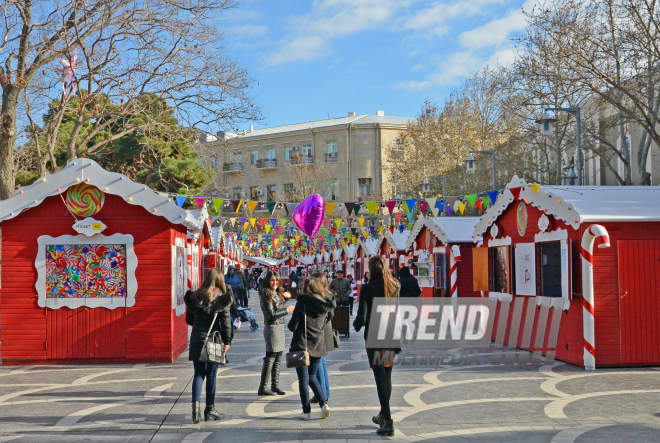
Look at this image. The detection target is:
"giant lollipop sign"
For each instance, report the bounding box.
[292,194,325,238]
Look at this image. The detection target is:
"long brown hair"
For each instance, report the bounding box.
[259,270,283,303]
[368,255,399,298]
[192,269,227,304]
[307,272,328,299]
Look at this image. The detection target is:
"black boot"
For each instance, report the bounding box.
[376,419,394,436]
[270,355,286,395]
[204,405,225,421]
[257,355,275,396]
[372,413,384,426]
[192,401,201,424]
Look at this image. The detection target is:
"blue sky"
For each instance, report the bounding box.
[222,0,534,130]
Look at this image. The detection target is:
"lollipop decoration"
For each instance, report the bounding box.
[60,49,78,97]
[66,183,105,217]
[292,194,325,238]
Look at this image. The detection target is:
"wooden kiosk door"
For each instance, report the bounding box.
[618,240,660,364]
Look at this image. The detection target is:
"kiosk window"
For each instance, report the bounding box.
[540,241,562,297]
[435,252,446,289]
[490,246,511,293]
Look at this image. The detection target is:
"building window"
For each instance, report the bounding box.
[209,154,217,168]
[490,246,511,293]
[198,155,205,166]
[233,187,242,199]
[267,185,277,201]
[232,152,243,163]
[302,143,313,157]
[267,148,276,160]
[326,180,339,201]
[250,186,259,200]
[358,178,372,197]
[434,253,446,289]
[391,138,404,153]
[250,150,258,164]
[284,146,295,161]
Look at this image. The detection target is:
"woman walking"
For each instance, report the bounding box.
[309,273,336,404]
[184,269,233,423]
[288,274,335,420]
[347,274,357,315]
[353,255,400,436]
[258,271,294,396]
[398,266,422,298]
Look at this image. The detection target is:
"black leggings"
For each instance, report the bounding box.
[371,365,393,420]
[348,298,354,314]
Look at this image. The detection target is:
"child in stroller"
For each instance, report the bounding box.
[233,306,259,331]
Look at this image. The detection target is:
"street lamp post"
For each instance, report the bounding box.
[464,150,497,190]
[536,107,582,186]
[422,176,447,197]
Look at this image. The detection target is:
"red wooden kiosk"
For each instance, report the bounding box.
[472,175,660,368]
[405,217,480,297]
[0,161,203,365]
[374,229,411,278]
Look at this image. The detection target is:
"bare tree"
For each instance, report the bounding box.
[283,157,338,202]
[0,0,260,199]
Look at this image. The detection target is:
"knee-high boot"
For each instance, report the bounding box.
[258,354,275,396]
[271,353,285,395]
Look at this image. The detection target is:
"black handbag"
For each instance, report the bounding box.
[332,329,340,348]
[199,312,226,365]
[286,306,310,368]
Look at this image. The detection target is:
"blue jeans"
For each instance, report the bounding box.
[295,356,326,413]
[192,360,218,405]
[314,356,330,400]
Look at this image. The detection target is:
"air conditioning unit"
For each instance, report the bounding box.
[224,193,231,199]
[359,179,371,185]
[329,152,337,158]
[256,190,264,196]
[240,192,246,198]
[292,146,299,151]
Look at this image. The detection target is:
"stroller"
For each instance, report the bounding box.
[233,306,259,331]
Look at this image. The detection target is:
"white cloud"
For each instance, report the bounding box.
[399,0,536,90]
[265,0,405,66]
[404,0,510,34]
[229,24,269,39]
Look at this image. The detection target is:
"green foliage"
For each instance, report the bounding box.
[15,170,39,187]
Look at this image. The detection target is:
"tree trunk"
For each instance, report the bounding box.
[0,87,19,199]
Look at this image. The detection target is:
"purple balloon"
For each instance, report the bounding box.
[292,194,325,238]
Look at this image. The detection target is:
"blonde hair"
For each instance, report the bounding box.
[307,272,328,298]
[368,255,399,298]
[193,269,227,304]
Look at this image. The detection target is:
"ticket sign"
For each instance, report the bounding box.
[73,217,107,236]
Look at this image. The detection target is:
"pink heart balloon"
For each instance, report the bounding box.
[292,194,325,238]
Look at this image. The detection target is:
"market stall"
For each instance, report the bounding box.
[472,175,660,368]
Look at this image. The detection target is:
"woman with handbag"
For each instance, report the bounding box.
[287,274,335,420]
[353,255,400,437]
[184,269,233,424]
[258,271,294,396]
[309,273,336,405]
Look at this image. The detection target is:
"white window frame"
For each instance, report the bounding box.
[267,148,276,160]
[284,146,294,161]
[326,140,337,154]
[302,143,313,157]
[35,233,138,310]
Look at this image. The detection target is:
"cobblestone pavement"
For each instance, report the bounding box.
[1,292,660,442]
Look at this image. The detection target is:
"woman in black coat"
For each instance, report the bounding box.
[398,266,422,298]
[353,255,400,437]
[288,274,335,420]
[184,269,233,424]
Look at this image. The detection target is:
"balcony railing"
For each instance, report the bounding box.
[291,155,314,165]
[325,152,338,162]
[256,159,277,169]
[222,162,243,172]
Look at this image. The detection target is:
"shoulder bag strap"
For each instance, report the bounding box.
[205,312,219,340]
[304,304,308,353]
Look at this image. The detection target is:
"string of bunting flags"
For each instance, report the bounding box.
[174,187,507,262]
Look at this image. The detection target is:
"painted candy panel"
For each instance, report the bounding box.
[45,244,127,298]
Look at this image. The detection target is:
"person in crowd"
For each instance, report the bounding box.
[329,270,352,307]
[363,271,370,284]
[225,266,243,306]
[288,274,335,420]
[289,269,299,298]
[347,274,357,315]
[309,273,336,404]
[353,255,400,436]
[258,271,294,396]
[236,266,249,307]
[398,266,422,298]
[184,269,233,423]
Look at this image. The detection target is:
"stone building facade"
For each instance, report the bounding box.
[201,111,413,202]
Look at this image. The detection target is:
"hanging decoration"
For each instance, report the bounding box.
[60,49,78,97]
[292,194,325,238]
[66,183,105,217]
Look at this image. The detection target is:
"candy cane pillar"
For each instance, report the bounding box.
[450,245,461,297]
[581,224,610,371]
[187,243,193,290]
